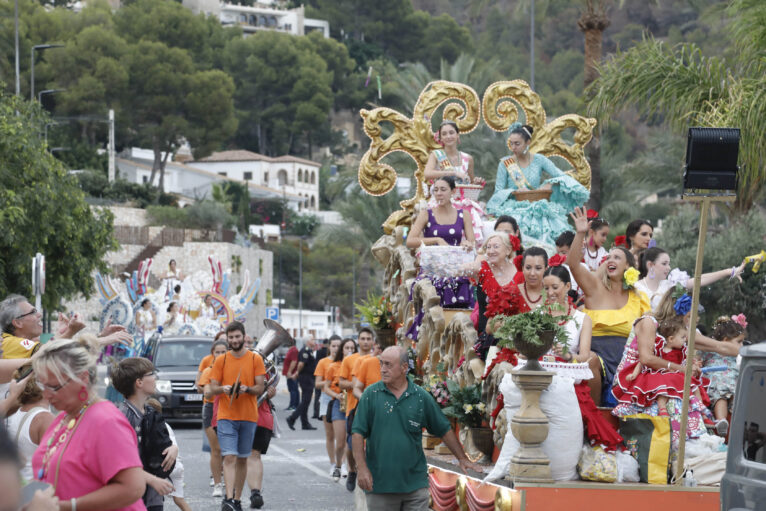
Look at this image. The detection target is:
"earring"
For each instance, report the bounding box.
[78,386,89,402]
[649,267,655,279]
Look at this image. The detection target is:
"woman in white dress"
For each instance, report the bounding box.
[635,247,746,311]
[4,365,54,482]
[542,265,592,363]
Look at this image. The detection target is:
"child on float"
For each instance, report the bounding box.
[581,216,610,272]
[613,315,707,416]
[700,315,747,436]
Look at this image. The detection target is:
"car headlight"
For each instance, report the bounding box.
[155,379,172,394]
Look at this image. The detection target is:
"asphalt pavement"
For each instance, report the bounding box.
[170,378,357,511]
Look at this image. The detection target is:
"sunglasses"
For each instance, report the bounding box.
[15,307,38,320]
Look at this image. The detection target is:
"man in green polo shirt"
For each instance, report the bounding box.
[352,346,482,510]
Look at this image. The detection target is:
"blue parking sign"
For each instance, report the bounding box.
[266,306,279,321]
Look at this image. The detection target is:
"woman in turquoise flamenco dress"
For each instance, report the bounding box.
[486,123,589,249]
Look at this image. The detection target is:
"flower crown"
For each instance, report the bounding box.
[622,267,639,290]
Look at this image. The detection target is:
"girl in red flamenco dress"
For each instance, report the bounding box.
[613,315,707,416]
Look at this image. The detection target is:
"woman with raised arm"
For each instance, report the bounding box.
[567,206,650,406]
[635,246,746,311]
[486,123,589,249]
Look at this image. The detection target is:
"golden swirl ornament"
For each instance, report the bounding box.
[483,80,596,188]
[358,80,481,233]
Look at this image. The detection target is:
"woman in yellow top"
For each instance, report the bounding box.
[567,207,650,406]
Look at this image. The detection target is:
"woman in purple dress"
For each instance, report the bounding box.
[406,176,475,339]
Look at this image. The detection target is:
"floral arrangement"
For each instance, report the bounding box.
[355,290,394,330]
[441,380,486,428]
[493,305,570,352]
[423,374,450,407]
[622,267,640,290]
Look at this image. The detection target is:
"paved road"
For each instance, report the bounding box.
[169,378,358,511]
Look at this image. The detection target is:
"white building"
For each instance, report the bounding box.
[249,223,282,243]
[192,150,321,212]
[116,148,304,208]
[278,308,341,340]
[183,0,329,38]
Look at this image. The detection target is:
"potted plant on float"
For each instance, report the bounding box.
[442,380,493,460]
[493,305,570,371]
[355,290,395,347]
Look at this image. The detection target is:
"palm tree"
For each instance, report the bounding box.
[587,0,766,212]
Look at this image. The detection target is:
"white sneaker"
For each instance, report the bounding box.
[715,419,729,437]
[329,463,335,476]
[341,463,348,478]
[212,483,224,497]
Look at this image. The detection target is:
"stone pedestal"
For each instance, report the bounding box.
[509,369,554,483]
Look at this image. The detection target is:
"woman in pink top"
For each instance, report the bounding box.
[31,336,145,511]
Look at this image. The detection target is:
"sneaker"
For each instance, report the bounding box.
[221,498,237,511]
[249,489,264,509]
[341,463,348,478]
[233,500,243,511]
[329,464,336,476]
[212,483,224,497]
[715,419,729,436]
[286,415,296,431]
[210,476,215,487]
[346,472,357,492]
[332,465,341,482]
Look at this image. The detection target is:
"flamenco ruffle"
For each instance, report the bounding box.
[573,382,624,452]
[476,261,527,319]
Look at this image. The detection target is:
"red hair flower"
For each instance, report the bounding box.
[548,254,566,267]
[508,234,521,253]
[614,235,627,248]
[513,254,523,272]
[586,209,599,220]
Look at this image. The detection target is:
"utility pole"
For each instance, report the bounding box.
[14,0,20,97]
[108,109,115,182]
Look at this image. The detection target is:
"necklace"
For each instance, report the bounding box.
[584,243,600,260]
[555,304,574,326]
[38,399,95,482]
[445,150,461,169]
[522,284,543,305]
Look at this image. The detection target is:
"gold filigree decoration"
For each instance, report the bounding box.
[483,80,597,189]
[358,81,481,233]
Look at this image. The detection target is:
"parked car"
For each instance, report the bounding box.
[151,335,213,422]
[721,341,766,510]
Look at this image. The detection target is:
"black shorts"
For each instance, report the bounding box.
[202,402,214,429]
[252,426,272,454]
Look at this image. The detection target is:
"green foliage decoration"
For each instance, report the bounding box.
[494,306,570,353]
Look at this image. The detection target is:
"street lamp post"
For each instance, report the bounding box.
[298,237,303,338]
[31,44,64,101]
[38,88,65,104]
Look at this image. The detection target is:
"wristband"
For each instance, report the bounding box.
[71,498,77,511]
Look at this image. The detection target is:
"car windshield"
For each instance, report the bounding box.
[154,340,212,368]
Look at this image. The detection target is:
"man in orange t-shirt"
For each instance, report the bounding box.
[353,338,383,401]
[338,328,374,492]
[209,322,266,510]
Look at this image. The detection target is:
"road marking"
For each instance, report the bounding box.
[268,443,331,480]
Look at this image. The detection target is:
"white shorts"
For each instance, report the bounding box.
[169,460,185,498]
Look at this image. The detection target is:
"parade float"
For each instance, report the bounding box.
[359,80,721,510]
[94,255,261,361]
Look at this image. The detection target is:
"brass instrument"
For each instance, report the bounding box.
[253,318,295,405]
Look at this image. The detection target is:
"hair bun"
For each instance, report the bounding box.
[77,334,101,355]
[713,316,731,328]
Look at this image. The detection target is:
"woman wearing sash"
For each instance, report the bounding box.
[424,120,486,243]
[486,123,589,249]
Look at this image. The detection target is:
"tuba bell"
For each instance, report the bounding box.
[253,318,295,405]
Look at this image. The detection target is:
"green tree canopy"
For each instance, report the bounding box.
[0,92,115,308]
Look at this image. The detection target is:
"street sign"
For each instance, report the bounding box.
[266,306,279,321]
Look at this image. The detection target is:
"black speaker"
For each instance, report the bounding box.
[683,127,740,190]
